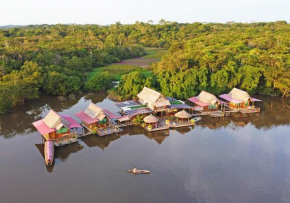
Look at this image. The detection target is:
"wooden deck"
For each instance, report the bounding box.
[96,127,124,137]
[116,122,134,128]
[140,119,196,132]
[210,111,230,117]
[193,111,232,117]
[168,122,195,128]
[80,124,123,137]
[140,124,170,132]
[42,133,78,147]
[239,107,260,114]
[223,104,260,114]
[192,112,210,116]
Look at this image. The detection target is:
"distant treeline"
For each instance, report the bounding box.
[116,21,290,100]
[1,21,290,113]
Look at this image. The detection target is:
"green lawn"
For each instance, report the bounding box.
[144,47,168,59]
[88,65,153,81]
[88,65,144,80]
[87,47,167,80]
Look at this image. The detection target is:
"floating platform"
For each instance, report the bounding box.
[42,133,78,147]
[80,124,123,137]
[168,122,195,128]
[140,124,170,132]
[210,112,230,117]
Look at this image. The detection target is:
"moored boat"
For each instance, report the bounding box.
[192,116,201,123]
[127,169,150,174]
[45,140,54,165]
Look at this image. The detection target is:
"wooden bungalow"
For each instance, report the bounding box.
[33,110,81,146]
[219,88,262,111]
[75,103,119,131]
[137,87,171,112]
[188,91,221,111]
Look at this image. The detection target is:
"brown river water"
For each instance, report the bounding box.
[0,93,290,203]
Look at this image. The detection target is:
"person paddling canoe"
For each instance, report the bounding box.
[132,167,137,173]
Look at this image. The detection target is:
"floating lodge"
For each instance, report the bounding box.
[33,87,262,148]
[33,110,81,147]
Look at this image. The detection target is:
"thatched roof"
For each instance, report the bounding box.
[175,110,192,119]
[137,87,170,106]
[229,88,250,102]
[197,91,218,105]
[42,110,70,130]
[43,110,63,130]
[143,114,159,123]
[137,87,160,104]
[153,95,171,107]
[84,103,106,120]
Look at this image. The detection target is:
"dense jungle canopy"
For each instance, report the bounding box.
[0,21,290,113]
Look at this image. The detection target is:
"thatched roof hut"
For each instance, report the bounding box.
[188,91,218,107]
[84,103,106,120]
[175,110,192,119]
[197,91,218,105]
[43,110,70,130]
[33,110,81,136]
[137,87,171,110]
[228,88,250,102]
[143,114,159,123]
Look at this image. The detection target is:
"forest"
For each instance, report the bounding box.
[0,21,290,113]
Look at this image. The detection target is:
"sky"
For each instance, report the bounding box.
[0,0,289,25]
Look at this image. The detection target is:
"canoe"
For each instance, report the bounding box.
[192,117,201,122]
[127,169,150,174]
[44,140,54,165]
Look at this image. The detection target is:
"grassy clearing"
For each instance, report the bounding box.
[88,47,166,81]
[88,65,153,80]
[144,47,168,59]
[88,65,141,80]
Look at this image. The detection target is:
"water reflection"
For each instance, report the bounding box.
[0,92,108,138]
[0,94,289,140]
[145,130,170,144]
[82,134,121,150]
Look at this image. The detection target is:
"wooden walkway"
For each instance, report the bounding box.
[210,112,230,118]
[140,124,170,132]
[42,133,78,147]
[79,124,123,137]
[115,122,134,128]
[169,122,195,128]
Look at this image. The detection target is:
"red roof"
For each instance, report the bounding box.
[188,97,211,107]
[61,115,82,128]
[32,120,56,136]
[103,109,120,119]
[219,94,243,103]
[75,111,98,124]
[33,115,81,136]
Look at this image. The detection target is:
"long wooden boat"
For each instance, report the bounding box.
[44,140,54,165]
[127,169,150,174]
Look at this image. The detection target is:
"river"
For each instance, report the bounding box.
[0,93,290,203]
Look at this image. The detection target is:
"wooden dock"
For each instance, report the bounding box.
[42,133,78,147]
[193,111,232,117]
[140,124,170,132]
[210,112,230,118]
[80,124,123,137]
[169,122,195,128]
[115,122,134,128]
[192,112,210,116]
